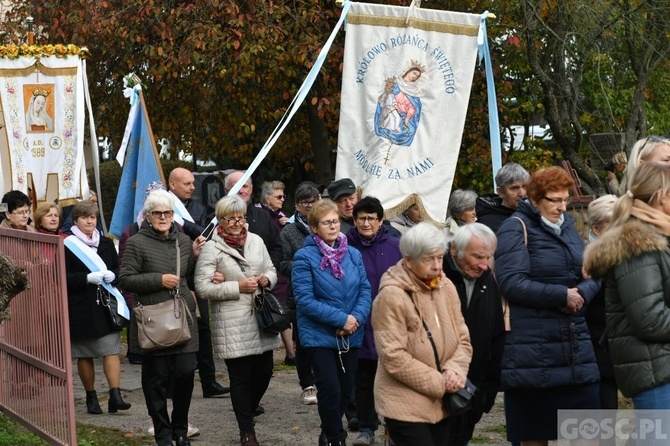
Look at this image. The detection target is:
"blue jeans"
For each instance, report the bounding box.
[633,382,670,409]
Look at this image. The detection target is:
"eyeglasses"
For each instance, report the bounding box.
[222,216,247,224]
[639,135,669,154]
[11,209,30,216]
[355,216,380,224]
[543,196,571,205]
[272,195,286,200]
[151,210,174,219]
[319,219,340,228]
[298,200,317,207]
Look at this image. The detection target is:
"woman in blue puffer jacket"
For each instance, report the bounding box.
[495,166,601,445]
[292,199,371,446]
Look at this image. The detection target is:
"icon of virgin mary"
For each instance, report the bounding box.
[374,60,425,146]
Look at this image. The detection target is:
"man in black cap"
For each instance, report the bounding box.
[327,178,358,234]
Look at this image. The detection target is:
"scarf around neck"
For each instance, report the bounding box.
[70,225,100,250]
[313,232,348,279]
[631,199,670,236]
[218,225,248,249]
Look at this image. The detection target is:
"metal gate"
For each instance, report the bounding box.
[0,227,76,445]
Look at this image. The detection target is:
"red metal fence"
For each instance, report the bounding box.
[0,227,76,445]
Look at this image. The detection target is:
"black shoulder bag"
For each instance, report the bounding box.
[405,293,477,416]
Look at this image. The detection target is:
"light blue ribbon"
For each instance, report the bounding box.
[63,236,130,320]
[478,12,502,191]
[228,1,352,197]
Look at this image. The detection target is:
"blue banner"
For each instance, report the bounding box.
[109,95,163,238]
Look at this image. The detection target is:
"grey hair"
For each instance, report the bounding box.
[451,223,497,255]
[224,170,250,192]
[260,181,285,204]
[588,194,617,228]
[400,222,448,260]
[496,163,530,191]
[215,195,247,219]
[142,189,174,214]
[448,189,478,218]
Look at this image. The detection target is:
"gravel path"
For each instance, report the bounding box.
[74,349,510,445]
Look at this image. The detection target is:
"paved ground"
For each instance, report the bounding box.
[73,349,508,445]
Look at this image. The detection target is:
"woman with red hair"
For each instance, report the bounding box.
[494,166,601,446]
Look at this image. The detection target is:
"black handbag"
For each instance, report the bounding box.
[98,286,129,332]
[254,288,291,334]
[405,293,477,415]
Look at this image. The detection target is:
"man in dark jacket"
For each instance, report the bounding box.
[169,167,230,399]
[346,197,403,445]
[443,223,505,446]
[476,162,529,233]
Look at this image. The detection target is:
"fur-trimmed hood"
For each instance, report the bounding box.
[584,218,668,279]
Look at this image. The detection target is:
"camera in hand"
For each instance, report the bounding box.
[604,160,615,173]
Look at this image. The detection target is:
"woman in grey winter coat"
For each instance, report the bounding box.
[119,190,199,446]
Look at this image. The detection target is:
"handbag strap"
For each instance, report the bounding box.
[175,239,181,279]
[404,293,442,373]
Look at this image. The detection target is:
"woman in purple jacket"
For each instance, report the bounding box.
[346,197,403,445]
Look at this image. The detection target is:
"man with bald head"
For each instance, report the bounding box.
[168,167,210,240]
[169,167,230,399]
[224,170,282,268]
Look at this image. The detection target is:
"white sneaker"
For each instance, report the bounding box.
[301,386,317,405]
[147,421,200,438]
[187,423,200,438]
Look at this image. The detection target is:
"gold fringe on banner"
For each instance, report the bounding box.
[382,192,446,229]
[346,13,479,36]
[0,61,77,77]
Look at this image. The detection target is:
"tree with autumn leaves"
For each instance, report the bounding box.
[2,0,670,196]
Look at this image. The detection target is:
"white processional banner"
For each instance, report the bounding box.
[0,55,85,202]
[336,3,481,223]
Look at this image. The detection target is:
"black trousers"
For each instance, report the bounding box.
[293,320,315,389]
[355,358,379,432]
[308,347,359,442]
[225,350,274,434]
[141,352,196,446]
[385,417,450,446]
[196,295,217,387]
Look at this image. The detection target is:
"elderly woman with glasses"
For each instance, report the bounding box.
[494,166,601,445]
[372,222,471,446]
[119,190,199,446]
[1,190,35,232]
[292,199,371,446]
[194,195,278,446]
[257,180,289,230]
[609,136,670,196]
[444,189,478,241]
[279,183,321,404]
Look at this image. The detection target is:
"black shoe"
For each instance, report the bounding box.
[174,436,191,446]
[108,387,131,413]
[348,417,359,432]
[253,405,265,417]
[85,390,102,415]
[202,381,230,398]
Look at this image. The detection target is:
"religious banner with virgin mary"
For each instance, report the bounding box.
[336,3,482,223]
[0,44,91,205]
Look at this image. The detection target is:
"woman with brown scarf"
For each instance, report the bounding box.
[194,195,278,446]
[585,162,670,411]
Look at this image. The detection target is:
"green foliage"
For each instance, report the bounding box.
[0,413,150,445]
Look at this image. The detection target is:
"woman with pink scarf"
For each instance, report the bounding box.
[292,199,372,446]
